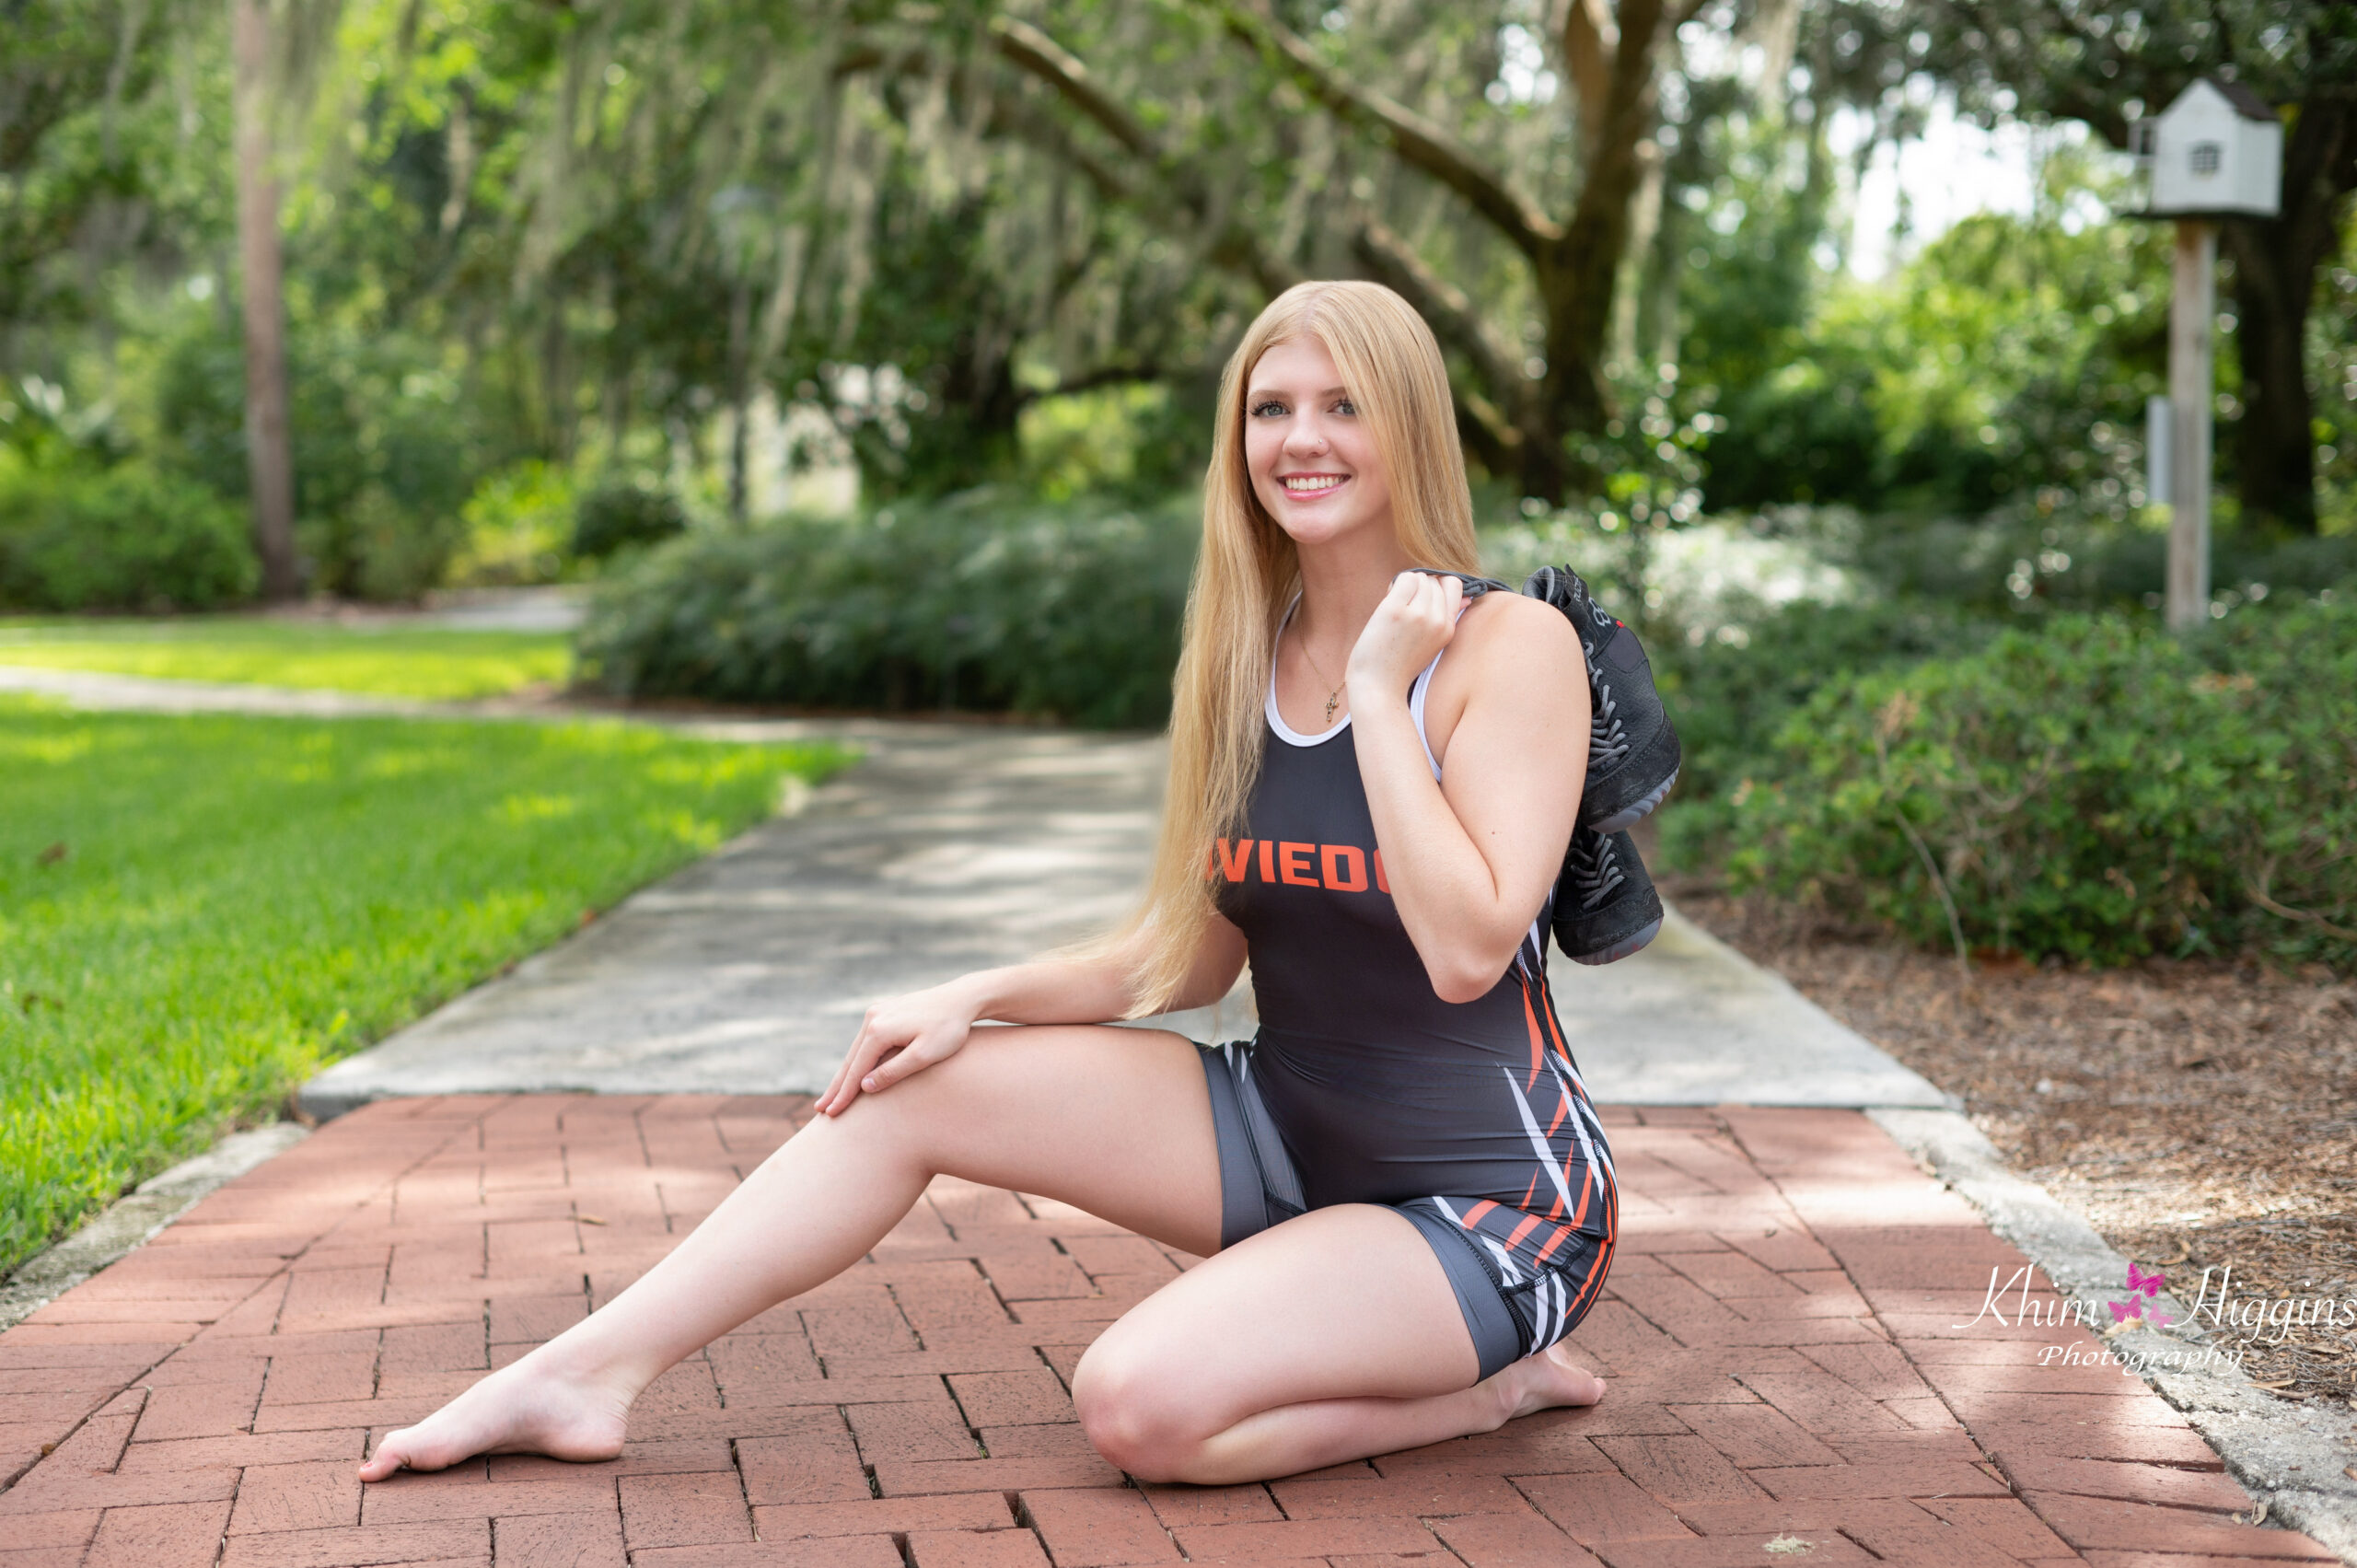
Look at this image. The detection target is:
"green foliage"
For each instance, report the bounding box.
[0,621,571,701]
[0,702,850,1273]
[141,309,495,600]
[575,492,1198,727]
[1699,601,2357,970]
[452,460,575,587]
[1851,493,2357,615]
[0,457,258,611]
[1653,595,2001,805]
[1693,150,2171,517]
[573,476,688,561]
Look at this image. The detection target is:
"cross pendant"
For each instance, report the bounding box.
[1323,691,1340,726]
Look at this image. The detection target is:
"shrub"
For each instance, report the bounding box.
[1654,596,2001,805]
[449,460,575,587]
[572,477,687,561]
[1708,600,2357,970]
[574,491,1197,728]
[0,459,258,611]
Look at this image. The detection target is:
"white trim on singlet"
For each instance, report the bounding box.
[1264,593,1450,758]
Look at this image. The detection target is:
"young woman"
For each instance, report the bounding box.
[360,280,1616,1488]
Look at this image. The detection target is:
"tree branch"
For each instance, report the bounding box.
[1015,362,1168,408]
[1562,0,1613,154]
[988,15,1302,298]
[988,17,1159,164]
[1350,218,1529,424]
[1213,0,1562,259]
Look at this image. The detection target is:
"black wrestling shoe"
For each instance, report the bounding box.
[1552,826,1664,965]
[1522,566,1682,835]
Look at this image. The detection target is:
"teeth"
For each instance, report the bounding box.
[1283,476,1343,493]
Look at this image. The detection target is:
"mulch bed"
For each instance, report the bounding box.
[1667,878,2357,1408]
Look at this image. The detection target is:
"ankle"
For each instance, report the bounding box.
[516,1330,659,1400]
[1481,1365,1529,1429]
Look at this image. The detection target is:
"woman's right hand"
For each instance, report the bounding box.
[816,981,983,1117]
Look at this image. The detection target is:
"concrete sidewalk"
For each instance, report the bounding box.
[0,1095,2332,1566]
[298,719,1945,1114]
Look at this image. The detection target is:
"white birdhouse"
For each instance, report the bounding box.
[2142,78,2282,218]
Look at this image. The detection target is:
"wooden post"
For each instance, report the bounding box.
[2165,218,2214,632]
[232,0,301,600]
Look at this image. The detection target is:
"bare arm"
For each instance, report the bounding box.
[1345,575,1587,1003]
[816,912,1248,1115]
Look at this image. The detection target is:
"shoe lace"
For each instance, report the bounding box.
[1568,831,1627,911]
[1589,682,1630,767]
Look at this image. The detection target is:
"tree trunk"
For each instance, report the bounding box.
[2222,95,2353,535]
[2225,226,2316,532]
[1536,0,1672,493]
[231,0,299,599]
[726,276,751,522]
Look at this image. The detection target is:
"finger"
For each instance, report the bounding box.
[819,1046,854,1113]
[819,1035,865,1113]
[860,1041,929,1094]
[823,1030,889,1115]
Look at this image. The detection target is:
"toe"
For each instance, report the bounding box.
[357,1435,411,1482]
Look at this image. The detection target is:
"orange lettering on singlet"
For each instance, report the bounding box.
[1278,842,1318,886]
[1258,840,1275,882]
[1320,844,1367,891]
[1214,839,1254,881]
[1373,850,1391,893]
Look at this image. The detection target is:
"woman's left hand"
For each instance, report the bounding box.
[1346,570,1462,705]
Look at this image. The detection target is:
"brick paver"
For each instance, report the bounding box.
[0,1098,2331,1565]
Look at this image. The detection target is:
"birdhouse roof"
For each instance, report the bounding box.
[2200,76,2277,122]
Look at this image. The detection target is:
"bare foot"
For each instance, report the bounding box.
[1501,1341,1608,1420]
[358,1347,637,1481]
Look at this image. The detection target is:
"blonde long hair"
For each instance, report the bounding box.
[1112,281,1484,1015]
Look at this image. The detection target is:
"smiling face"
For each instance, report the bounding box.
[1242,335,1394,550]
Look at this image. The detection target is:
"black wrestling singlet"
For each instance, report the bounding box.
[1196,645,1619,1376]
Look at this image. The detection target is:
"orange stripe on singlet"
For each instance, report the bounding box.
[1457,1199,1499,1228]
[1562,1177,1619,1319]
[1504,1213,1542,1250]
[1531,1222,1573,1266]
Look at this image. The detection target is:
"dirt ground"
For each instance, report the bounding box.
[1666,879,2357,1407]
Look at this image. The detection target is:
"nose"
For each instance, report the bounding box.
[1282,414,1329,459]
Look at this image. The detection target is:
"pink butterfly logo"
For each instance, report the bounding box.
[2109,1265,2174,1329]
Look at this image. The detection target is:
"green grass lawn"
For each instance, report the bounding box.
[0,698,850,1275]
[0,618,572,701]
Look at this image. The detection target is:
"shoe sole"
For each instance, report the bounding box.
[1569,915,1662,965]
[1590,762,1680,837]
[1585,723,1682,833]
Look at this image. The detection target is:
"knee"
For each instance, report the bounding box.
[1071,1342,1213,1483]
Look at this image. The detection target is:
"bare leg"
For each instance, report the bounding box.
[1073,1203,1605,1485]
[360,1025,1225,1480]
[360,1027,1605,1484]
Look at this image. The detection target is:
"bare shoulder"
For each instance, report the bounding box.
[1422,586,1585,774]
[1453,589,1585,691]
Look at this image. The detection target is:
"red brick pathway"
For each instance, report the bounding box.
[0,1098,2333,1567]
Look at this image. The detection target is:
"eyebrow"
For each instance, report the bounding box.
[1246,385,1351,401]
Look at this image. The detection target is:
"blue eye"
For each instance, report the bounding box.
[1251,401,1286,418]
[1335,399,1357,415]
